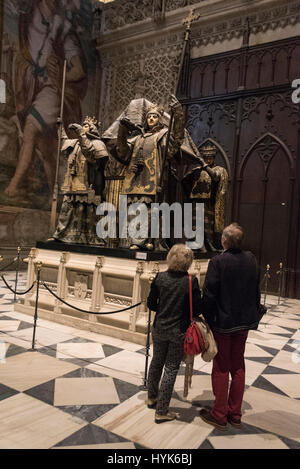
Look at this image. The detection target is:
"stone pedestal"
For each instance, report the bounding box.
[15,242,212,345]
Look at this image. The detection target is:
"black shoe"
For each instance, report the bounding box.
[199,409,227,431]
[228,416,242,428]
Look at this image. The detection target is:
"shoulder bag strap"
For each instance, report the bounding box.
[188,274,193,322]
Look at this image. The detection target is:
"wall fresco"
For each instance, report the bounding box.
[0,0,96,217]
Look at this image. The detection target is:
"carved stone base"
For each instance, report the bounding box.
[15,246,211,345]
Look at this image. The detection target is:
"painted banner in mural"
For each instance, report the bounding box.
[0,0,96,211]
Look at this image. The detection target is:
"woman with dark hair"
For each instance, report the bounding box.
[146,244,202,423]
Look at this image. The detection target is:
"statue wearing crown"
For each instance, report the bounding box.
[189,143,228,251]
[51,116,108,244]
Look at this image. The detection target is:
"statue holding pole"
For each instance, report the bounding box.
[49,116,108,245]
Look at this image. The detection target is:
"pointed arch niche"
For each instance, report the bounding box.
[237,133,295,292]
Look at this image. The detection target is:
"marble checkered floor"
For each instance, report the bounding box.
[0,271,300,449]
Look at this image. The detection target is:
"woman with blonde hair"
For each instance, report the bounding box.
[146,244,201,423]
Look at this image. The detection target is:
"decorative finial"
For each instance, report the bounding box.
[183,8,200,32]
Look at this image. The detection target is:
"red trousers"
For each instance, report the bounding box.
[211,330,248,424]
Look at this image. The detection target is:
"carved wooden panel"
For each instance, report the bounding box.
[238,134,293,291]
[190,54,241,97]
[189,38,300,99]
[187,35,300,297]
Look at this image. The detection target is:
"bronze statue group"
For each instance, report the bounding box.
[51,95,228,252]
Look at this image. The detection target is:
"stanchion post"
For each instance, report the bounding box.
[282,267,286,302]
[14,246,21,303]
[143,272,155,390]
[277,262,283,305]
[263,264,270,306]
[143,307,152,390]
[31,262,42,351]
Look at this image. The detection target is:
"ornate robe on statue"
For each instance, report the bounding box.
[119,112,185,200]
[102,98,204,202]
[115,105,184,248]
[102,98,204,248]
[53,130,108,244]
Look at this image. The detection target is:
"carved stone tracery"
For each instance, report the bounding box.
[74,274,88,300]
[102,0,205,31]
[100,0,300,45]
[100,45,182,127]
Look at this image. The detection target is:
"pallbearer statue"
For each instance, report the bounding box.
[116,95,184,251]
[51,116,108,244]
[102,96,204,251]
[189,143,228,251]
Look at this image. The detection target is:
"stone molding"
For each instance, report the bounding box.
[98,0,299,56]
[101,0,205,32]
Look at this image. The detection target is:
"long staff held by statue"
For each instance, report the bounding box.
[157,9,200,201]
[50,60,67,234]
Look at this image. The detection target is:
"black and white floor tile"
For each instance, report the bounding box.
[0,271,300,449]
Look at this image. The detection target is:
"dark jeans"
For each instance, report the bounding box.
[147,327,185,415]
[211,330,248,424]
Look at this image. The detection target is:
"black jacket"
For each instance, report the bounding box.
[147,270,202,333]
[202,249,261,333]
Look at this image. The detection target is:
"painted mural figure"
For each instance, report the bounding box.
[5,0,87,200]
[115,95,185,251]
[51,116,108,245]
[189,143,228,252]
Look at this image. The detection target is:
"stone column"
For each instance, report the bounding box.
[54,252,69,314]
[90,256,104,323]
[129,261,145,332]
